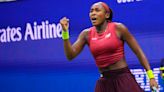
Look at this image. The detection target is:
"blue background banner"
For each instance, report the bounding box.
[0,0,164,92]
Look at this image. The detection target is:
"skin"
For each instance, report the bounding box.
[60,2,158,89]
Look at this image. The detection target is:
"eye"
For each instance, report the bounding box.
[95,8,101,12]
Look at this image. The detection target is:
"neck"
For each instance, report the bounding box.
[95,21,108,33]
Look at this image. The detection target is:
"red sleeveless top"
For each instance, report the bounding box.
[88,22,124,68]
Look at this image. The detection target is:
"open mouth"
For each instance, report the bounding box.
[91,18,97,21]
[91,18,97,23]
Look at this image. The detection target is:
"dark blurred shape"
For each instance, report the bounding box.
[160,58,164,79]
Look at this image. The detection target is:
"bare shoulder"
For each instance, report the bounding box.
[114,22,128,32]
[77,28,90,42]
[113,22,131,40]
[79,28,90,38]
[81,28,90,35]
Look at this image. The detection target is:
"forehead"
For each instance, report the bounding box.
[90,3,104,10]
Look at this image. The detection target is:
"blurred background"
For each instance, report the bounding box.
[0,0,164,92]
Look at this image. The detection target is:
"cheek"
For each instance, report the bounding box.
[98,13,105,20]
[89,13,92,17]
[98,16,105,23]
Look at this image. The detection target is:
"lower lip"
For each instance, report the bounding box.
[92,20,97,23]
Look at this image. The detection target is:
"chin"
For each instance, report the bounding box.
[92,22,99,26]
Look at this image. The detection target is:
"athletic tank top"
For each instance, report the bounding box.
[88,22,124,68]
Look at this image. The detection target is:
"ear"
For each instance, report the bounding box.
[105,13,110,19]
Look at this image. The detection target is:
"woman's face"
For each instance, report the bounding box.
[89,3,107,26]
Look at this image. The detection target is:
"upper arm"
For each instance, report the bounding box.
[71,29,89,57]
[116,23,150,70]
[116,23,143,55]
